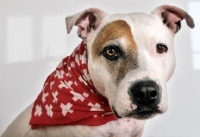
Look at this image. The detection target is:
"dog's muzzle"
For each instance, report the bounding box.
[112,80,162,119]
[128,80,162,119]
[111,80,161,119]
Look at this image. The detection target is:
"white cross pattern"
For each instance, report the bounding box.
[34,105,42,117]
[52,91,58,103]
[66,72,71,78]
[66,81,73,87]
[45,104,53,117]
[78,76,88,86]
[74,81,78,86]
[83,92,89,98]
[63,62,67,65]
[42,82,48,92]
[58,81,68,89]
[83,69,91,81]
[88,102,104,111]
[68,66,71,71]
[81,50,87,64]
[60,102,74,116]
[50,81,54,89]
[75,54,80,66]
[42,92,49,103]
[54,70,65,79]
[70,61,75,68]
[70,91,87,102]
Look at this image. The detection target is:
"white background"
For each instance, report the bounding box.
[0,0,200,136]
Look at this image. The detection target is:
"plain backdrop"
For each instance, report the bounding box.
[0,0,200,136]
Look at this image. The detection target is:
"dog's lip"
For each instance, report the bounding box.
[134,107,161,119]
[112,106,122,118]
[136,110,156,117]
[112,105,161,119]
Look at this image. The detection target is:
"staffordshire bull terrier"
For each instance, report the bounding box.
[1,4,194,137]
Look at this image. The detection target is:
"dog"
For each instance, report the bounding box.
[1,5,194,137]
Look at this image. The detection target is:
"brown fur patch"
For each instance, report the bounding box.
[91,20,138,84]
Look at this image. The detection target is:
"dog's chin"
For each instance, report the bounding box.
[112,106,162,119]
[132,110,159,119]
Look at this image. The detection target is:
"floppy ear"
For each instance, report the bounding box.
[152,5,195,33]
[65,8,108,40]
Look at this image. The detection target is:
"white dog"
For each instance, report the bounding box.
[2,5,194,137]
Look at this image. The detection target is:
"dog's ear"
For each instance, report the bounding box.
[152,5,195,33]
[65,8,108,40]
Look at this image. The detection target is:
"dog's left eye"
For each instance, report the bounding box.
[102,46,121,60]
[156,43,168,54]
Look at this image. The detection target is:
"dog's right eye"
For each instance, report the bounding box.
[106,48,118,57]
[102,46,121,61]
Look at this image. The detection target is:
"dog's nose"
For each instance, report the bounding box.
[129,80,160,105]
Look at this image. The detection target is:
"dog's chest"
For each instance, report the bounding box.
[89,118,145,137]
[106,118,145,136]
[66,118,145,137]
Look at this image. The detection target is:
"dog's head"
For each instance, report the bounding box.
[66,5,194,119]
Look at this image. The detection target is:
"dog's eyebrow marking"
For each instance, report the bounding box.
[92,20,137,56]
[91,20,138,84]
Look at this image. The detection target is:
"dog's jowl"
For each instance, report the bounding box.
[2,5,194,137]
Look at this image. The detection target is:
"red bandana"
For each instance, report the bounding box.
[29,41,117,129]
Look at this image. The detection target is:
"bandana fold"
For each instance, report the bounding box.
[30,41,117,129]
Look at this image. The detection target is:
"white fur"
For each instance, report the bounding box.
[1,5,194,137]
[88,13,176,117]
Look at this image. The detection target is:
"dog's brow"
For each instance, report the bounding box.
[91,20,138,84]
[92,20,137,59]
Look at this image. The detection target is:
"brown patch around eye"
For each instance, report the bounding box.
[91,20,138,84]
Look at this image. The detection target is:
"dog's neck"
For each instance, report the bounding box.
[30,41,117,129]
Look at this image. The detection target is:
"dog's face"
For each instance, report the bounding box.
[87,14,176,119]
[66,5,194,119]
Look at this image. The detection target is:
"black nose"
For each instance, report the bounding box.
[129,80,160,105]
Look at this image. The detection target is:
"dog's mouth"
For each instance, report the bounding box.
[112,106,161,119]
[134,108,160,119]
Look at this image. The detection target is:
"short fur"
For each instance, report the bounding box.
[2,5,194,137]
